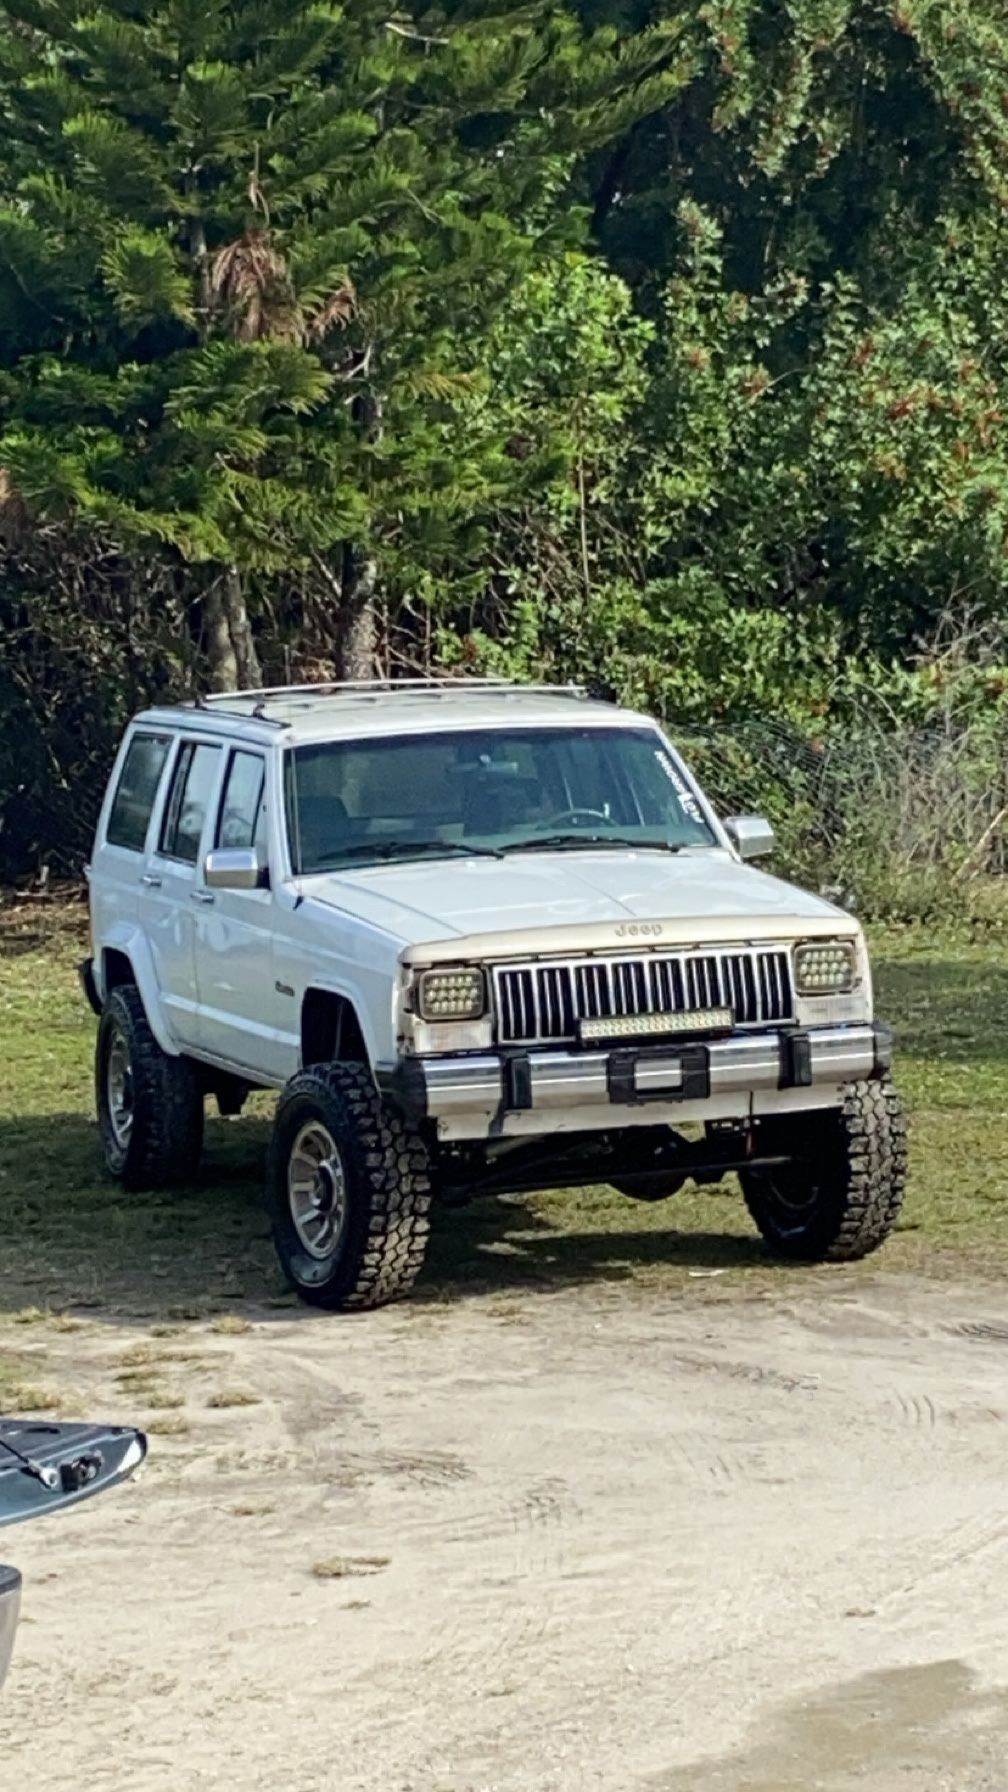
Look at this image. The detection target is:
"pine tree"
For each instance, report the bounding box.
[0,0,690,684]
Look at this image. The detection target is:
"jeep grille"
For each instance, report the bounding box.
[493,948,794,1046]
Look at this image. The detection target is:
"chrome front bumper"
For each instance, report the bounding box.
[384,1023,893,1141]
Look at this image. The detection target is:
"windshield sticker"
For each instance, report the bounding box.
[655,751,703,823]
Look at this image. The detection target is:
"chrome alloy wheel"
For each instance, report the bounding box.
[105,1022,134,1150]
[287,1122,349,1260]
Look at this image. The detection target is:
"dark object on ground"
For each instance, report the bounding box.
[0,1418,146,1694]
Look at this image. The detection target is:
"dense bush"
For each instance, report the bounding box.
[1,0,1007,903]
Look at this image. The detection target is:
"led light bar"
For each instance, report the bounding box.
[580,1006,733,1043]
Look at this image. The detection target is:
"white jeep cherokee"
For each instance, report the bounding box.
[81,679,906,1310]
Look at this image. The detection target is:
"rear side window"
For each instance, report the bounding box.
[159,742,222,864]
[105,733,172,853]
[216,751,266,850]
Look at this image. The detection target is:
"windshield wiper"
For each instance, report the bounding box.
[505,833,688,856]
[310,838,505,870]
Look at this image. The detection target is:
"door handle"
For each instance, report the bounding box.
[190,889,215,905]
[140,873,162,888]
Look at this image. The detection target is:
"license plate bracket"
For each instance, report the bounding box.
[607,1045,710,1105]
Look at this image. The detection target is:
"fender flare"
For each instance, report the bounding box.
[98,926,179,1057]
[300,978,381,1073]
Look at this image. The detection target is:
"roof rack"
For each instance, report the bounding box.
[191,676,590,719]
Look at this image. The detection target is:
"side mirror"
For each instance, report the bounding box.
[204,847,269,891]
[724,815,775,861]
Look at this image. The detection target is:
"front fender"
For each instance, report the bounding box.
[98,925,179,1057]
[302,974,390,1072]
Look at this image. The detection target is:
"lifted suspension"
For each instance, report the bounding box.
[436,1122,793,1203]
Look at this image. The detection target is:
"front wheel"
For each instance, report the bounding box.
[740,1079,907,1262]
[267,1063,432,1311]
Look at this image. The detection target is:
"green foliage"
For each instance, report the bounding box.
[101,227,195,329]
[2,0,1008,908]
[0,0,683,591]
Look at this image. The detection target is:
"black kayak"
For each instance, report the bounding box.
[0,1417,146,1694]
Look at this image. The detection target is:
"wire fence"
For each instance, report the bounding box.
[3,607,1006,914]
[676,712,1008,896]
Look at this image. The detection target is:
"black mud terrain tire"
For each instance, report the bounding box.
[740,1078,907,1262]
[96,985,204,1189]
[267,1062,432,1311]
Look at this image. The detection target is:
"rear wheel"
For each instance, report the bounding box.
[95,985,204,1189]
[741,1079,907,1262]
[267,1062,431,1311]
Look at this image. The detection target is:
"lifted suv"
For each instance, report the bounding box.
[82,679,906,1310]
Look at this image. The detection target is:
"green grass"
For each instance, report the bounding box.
[0,907,1006,1330]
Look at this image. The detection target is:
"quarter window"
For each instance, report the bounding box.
[159,742,222,864]
[105,734,171,853]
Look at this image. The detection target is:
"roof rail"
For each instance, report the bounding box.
[191,676,590,716]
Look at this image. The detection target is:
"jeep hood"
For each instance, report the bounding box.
[303,847,855,959]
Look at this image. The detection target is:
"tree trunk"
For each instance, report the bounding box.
[337,544,377,680]
[223,565,263,689]
[204,578,239,691]
[333,382,381,682]
[188,217,212,341]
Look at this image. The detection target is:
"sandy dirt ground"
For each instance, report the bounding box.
[2,1272,1008,1790]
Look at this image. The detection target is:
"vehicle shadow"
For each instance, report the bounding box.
[0,1112,766,1326]
[420,1195,766,1301]
[0,1112,278,1325]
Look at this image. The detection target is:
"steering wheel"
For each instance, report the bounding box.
[533,807,612,831]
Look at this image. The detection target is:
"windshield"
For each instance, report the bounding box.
[284,726,718,875]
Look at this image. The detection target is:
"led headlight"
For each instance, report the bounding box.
[417,967,487,1022]
[794,940,856,996]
